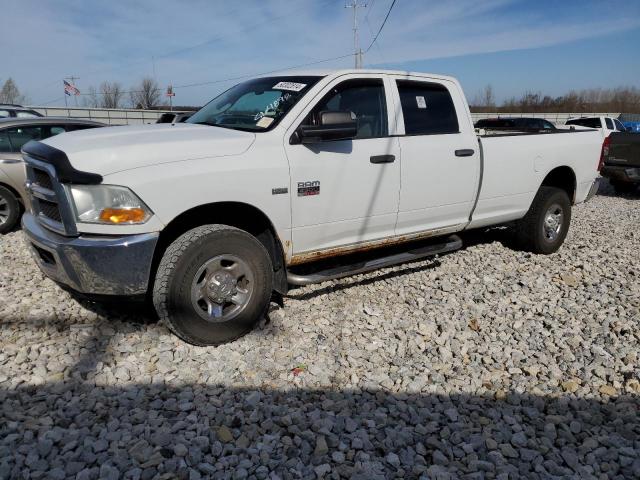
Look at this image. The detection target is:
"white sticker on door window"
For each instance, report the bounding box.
[273,82,307,92]
[416,96,427,109]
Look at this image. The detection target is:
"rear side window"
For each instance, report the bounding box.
[397,80,459,135]
[605,118,614,129]
[566,118,601,128]
[16,111,40,118]
[0,110,10,118]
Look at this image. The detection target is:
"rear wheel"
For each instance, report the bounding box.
[0,186,20,234]
[515,186,571,254]
[153,224,273,346]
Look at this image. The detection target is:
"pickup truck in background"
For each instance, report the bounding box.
[565,116,626,138]
[21,69,603,345]
[601,132,640,193]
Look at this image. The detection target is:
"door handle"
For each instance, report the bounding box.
[0,159,23,164]
[370,154,395,164]
[455,149,475,157]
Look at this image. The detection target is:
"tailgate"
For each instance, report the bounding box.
[605,132,640,167]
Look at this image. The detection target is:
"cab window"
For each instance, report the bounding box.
[304,79,388,139]
[605,118,614,129]
[396,80,459,135]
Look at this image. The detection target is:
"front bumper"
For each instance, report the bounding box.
[22,213,159,295]
[601,165,640,183]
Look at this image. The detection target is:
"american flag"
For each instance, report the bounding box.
[63,80,80,96]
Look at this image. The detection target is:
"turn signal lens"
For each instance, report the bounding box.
[99,208,148,224]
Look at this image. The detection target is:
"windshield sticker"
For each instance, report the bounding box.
[273,81,307,92]
[416,96,427,109]
[256,117,274,128]
[254,92,293,121]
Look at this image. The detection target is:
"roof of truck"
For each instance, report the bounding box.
[256,69,458,83]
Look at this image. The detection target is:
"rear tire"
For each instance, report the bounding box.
[153,224,273,346]
[0,186,20,234]
[515,186,571,254]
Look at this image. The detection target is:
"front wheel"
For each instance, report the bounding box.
[515,186,571,254]
[0,185,20,234]
[153,225,273,346]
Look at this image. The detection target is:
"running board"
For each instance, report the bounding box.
[287,235,462,286]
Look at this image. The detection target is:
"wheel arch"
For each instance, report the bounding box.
[0,181,24,206]
[540,166,577,204]
[151,201,288,295]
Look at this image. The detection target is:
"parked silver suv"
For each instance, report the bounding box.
[0,117,105,233]
[0,104,43,119]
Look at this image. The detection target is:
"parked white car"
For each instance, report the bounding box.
[566,116,626,138]
[21,69,603,345]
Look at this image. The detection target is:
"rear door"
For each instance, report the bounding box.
[390,76,480,235]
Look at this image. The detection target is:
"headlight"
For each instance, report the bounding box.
[68,185,152,224]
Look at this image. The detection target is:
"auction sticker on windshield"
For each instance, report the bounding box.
[256,117,274,128]
[273,82,307,92]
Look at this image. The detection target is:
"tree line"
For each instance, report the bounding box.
[0,77,166,109]
[3,76,640,113]
[471,84,640,113]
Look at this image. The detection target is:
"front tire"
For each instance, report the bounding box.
[0,186,20,234]
[153,225,273,346]
[515,186,571,254]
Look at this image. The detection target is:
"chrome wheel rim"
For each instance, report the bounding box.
[0,194,8,225]
[543,203,563,242]
[190,254,254,323]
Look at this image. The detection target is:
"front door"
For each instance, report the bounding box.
[285,76,401,255]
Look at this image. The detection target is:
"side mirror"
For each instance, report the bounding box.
[292,111,357,144]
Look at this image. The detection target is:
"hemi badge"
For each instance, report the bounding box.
[272,187,288,195]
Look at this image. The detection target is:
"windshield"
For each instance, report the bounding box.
[187,76,322,132]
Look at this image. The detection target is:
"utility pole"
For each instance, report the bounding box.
[345,1,367,68]
[65,75,80,107]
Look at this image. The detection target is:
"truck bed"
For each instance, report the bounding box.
[476,127,598,137]
[468,128,602,229]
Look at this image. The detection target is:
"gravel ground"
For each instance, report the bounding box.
[0,184,639,479]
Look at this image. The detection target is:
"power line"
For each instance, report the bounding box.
[32,0,340,103]
[365,0,397,53]
[31,52,354,104]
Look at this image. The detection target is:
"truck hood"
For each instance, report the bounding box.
[41,123,256,176]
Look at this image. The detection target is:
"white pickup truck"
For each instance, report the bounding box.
[21,69,603,345]
[566,116,626,138]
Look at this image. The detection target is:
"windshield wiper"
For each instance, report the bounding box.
[193,121,219,127]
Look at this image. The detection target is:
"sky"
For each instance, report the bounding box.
[2,0,639,107]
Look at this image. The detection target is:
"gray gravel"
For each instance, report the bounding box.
[1,184,639,479]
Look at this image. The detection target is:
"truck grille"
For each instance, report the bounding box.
[38,199,62,223]
[24,162,76,236]
[33,169,53,190]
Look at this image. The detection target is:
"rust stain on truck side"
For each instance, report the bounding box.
[288,226,461,266]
